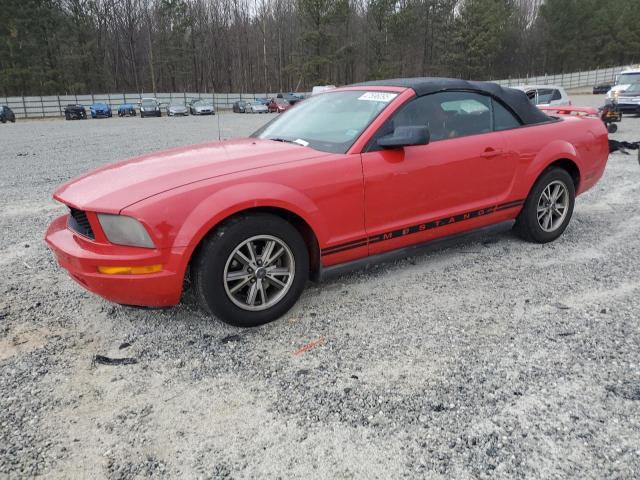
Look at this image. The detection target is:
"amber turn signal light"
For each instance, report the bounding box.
[97,264,162,275]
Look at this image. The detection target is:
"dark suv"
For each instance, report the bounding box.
[1,105,16,123]
[64,104,87,120]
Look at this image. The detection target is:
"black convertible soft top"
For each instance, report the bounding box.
[351,77,550,125]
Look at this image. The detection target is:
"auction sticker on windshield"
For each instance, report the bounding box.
[358,92,398,102]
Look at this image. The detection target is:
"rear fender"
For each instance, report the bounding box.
[524,140,581,187]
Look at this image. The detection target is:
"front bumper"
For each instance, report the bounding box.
[45,215,187,307]
[616,103,640,114]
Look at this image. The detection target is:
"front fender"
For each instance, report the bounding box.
[123,180,327,254]
[174,182,327,249]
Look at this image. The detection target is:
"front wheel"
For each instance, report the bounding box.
[514,168,575,243]
[192,213,309,327]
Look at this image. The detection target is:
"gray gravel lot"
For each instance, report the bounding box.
[1,94,639,479]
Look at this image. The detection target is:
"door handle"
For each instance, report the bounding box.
[481,147,503,158]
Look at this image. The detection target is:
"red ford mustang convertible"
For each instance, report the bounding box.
[46,78,609,327]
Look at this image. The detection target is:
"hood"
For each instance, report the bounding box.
[607,84,632,98]
[54,138,328,213]
[195,105,214,111]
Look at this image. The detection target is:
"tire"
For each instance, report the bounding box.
[1,117,5,124]
[607,123,618,133]
[514,168,575,243]
[192,213,309,327]
[65,112,70,120]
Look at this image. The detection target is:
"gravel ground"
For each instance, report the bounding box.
[1,94,639,479]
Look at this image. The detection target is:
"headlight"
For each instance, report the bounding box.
[97,214,155,248]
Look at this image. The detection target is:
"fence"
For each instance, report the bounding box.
[1,65,632,119]
[493,65,627,89]
[0,92,287,119]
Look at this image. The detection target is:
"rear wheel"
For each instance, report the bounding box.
[192,213,309,327]
[514,168,575,243]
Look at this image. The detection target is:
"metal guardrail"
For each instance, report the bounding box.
[1,65,632,119]
[493,65,627,89]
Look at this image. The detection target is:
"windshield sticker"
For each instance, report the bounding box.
[293,138,309,147]
[358,92,398,103]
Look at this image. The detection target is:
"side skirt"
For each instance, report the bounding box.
[316,220,515,282]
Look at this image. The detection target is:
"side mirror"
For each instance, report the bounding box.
[377,126,430,149]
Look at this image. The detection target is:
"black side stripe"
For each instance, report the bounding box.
[321,237,369,254]
[321,199,525,256]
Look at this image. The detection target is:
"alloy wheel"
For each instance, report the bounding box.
[223,235,295,311]
[537,180,569,232]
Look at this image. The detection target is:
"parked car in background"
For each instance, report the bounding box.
[190,100,215,115]
[167,102,189,116]
[232,101,248,113]
[267,98,290,113]
[90,102,112,118]
[593,83,612,94]
[140,98,161,118]
[117,104,137,117]
[606,66,640,103]
[45,78,609,327]
[64,104,87,120]
[513,85,570,106]
[612,82,640,114]
[278,92,305,105]
[311,85,336,95]
[1,105,16,123]
[255,97,271,105]
[246,101,269,113]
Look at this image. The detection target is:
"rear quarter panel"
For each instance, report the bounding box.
[503,115,608,199]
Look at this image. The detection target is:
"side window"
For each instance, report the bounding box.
[492,100,521,131]
[438,92,491,139]
[536,89,555,104]
[551,89,562,101]
[376,91,492,145]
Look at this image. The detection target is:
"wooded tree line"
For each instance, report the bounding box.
[1,0,639,96]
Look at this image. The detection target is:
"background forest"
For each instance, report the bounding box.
[1,0,639,96]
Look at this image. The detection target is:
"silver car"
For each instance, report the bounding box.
[246,102,269,114]
[167,102,189,116]
[513,85,571,106]
[190,100,215,115]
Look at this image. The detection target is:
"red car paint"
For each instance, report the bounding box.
[45,85,609,307]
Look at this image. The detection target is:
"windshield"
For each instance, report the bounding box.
[142,100,156,106]
[171,102,185,107]
[194,100,211,106]
[618,73,640,85]
[252,90,397,153]
[622,83,640,95]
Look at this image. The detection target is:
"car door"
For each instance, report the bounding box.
[360,91,519,256]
